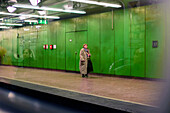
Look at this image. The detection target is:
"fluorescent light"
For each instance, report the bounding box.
[27,14,60,19]
[24,28,30,31]
[63,4,73,10]
[70,0,121,8]
[13,4,86,14]
[7,6,17,13]
[36,25,41,28]
[0,23,5,25]
[0,12,20,16]
[29,0,41,6]
[19,15,27,20]
[0,12,60,19]
[25,20,38,23]
[6,23,22,26]
[37,11,46,15]
[8,0,17,3]
[0,26,11,29]
[0,23,22,26]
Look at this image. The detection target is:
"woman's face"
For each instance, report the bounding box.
[23,49,30,59]
[84,44,87,49]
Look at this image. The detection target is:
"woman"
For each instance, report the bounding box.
[79,44,93,78]
[0,46,6,65]
[23,48,35,65]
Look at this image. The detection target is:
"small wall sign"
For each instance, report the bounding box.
[152,41,158,48]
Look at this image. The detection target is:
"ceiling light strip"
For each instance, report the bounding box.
[0,26,11,29]
[6,23,23,26]
[0,23,23,26]
[70,0,121,8]
[0,12,60,19]
[24,20,38,23]
[13,4,86,14]
[0,12,20,16]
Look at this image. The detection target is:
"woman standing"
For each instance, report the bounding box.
[79,44,93,78]
[0,46,6,65]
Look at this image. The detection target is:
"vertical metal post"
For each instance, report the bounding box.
[112,10,114,30]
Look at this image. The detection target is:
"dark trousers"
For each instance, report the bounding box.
[87,59,93,74]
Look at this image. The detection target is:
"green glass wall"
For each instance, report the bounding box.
[56,21,66,70]
[75,31,87,71]
[66,18,76,32]
[36,26,45,68]
[66,32,76,71]
[76,16,87,31]
[17,28,24,67]
[0,3,166,79]
[123,9,131,76]
[146,4,165,78]
[47,22,58,69]
[29,26,37,68]
[0,32,4,64]
[88,14,100,73]
[42,25,48,69]
[2,30,12,65]
[65,16,88,71]
[100,12,115,74]
[130,7,146,77]
[11,29,18,66]
[114,9,131,76]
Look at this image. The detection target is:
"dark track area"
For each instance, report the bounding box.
[0,82,128,113]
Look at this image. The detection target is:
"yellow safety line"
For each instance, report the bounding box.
[0,76,157,108]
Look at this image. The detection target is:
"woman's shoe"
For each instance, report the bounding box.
[85,74,88,78]
[82,74,85,78]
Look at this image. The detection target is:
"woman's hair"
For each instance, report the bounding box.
[23,48,35,60]
[83,44,87,48]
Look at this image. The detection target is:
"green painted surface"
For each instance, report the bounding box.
[48,22,57,69]
[88,14,100,73]
[11,29,18,66]
[114,10,126,75]
[0,32,3,64]
[130,7,146,77]
[0,4,166,78]
[66,31,87,71]
[100,12,115,74]
[23,26,31,67]
[2,31,12,65]
[146,4,165,78]
[17,28,24,67]
[75,31,87,71]
[66,32,76,71]
[123,9,131,76]
[56,21,66,70]
[36,26,45,68]
[76,16,88,31]
[2,31,9,65]
[29,26,37,68]
[41,25,48,69]
[66,18,76,32]
[0,32,2,46]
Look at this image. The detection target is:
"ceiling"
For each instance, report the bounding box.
[0,0,162,29]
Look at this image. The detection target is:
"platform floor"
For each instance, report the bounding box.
[0,66,163,106]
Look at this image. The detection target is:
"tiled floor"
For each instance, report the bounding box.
[0,66,163,106]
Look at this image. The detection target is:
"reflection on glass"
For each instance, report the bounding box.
[23,48,35,66]
[0,46,7,64]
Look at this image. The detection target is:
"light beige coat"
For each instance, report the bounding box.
[79,48,89,74]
